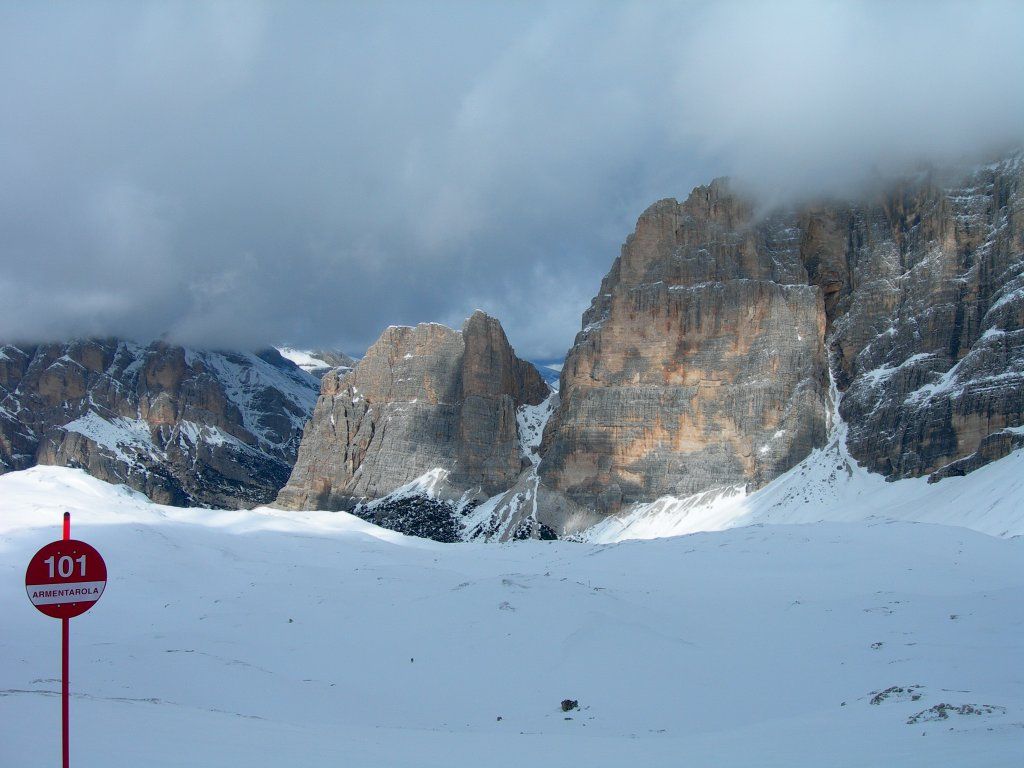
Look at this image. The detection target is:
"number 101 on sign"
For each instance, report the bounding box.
[45,554,89,579]
[25,539,107,620]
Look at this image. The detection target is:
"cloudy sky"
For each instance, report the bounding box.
[2,1,1022,359]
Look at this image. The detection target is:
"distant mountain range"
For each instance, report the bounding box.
[0,341,318,507]
[276,347,358,379]
[3,151,1021,541]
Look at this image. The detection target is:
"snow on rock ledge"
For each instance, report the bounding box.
[0,339,319,508]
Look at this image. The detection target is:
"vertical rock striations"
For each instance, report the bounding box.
[539,183,830,518]
[0,339,319,507]
[808,154,1024,479]
[5,154,1017,533]
[540,150,1024,530]
[275,311,549,513]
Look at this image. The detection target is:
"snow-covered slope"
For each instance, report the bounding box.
[585,439,1024,544]
[2,466,1022,767]
[584,380,1024,543]
[276,347,357,379]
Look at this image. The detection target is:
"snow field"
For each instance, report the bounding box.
[1,467,1022,767]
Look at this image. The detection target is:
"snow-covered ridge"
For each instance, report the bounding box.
[186,349,318,452]
[63,412,161,465]
[276,347,357,378]
[0,465,416,544]
[276,347,333,371]
[367,467,453,502]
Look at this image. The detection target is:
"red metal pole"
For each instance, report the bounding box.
[62,618,69,768]
[62,511,70,768]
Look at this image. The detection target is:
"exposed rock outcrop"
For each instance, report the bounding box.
[275,311,549,514]
[0,339,319,507]
[538,184,830,520]
[7,154,1015,537]
[538,151,1024,530]
[818,155,1024,479]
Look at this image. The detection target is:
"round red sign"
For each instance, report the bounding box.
[25,539,107,619]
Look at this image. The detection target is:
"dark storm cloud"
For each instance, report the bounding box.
[1,1,1022,359]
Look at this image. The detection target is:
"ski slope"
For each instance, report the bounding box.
[1,466,1022,767]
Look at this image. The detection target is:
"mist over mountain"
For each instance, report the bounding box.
[3,6,1024,765]
[2,1,1022,358]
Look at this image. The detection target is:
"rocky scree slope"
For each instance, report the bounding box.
[0,339,319,508]
[275,311,550,529]
[538,152,1024,530]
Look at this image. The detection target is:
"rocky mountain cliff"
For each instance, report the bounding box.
[0,340,319,508]
[823,155,1024,481]
[275,311,549,518]
[537,151,1023,531]
[4,154,1019,541]
[538,184,830,518]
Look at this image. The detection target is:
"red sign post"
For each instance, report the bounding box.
[25,512,106,768]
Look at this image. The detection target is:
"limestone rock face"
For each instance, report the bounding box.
[819,155,1024,479]
[276,311,549,511]
[0,340,319,507]
[539,183,830,517]
[540,151,1024,528]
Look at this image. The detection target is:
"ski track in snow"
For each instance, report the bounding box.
[1,465,1023,767]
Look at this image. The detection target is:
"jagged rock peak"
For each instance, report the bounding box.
[0,338,320,508]
[538,150,1024,532]
[275,311,549,513]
